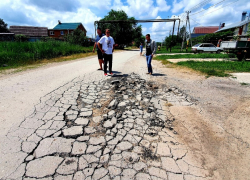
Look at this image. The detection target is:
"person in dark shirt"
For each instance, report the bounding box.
[93,28,105,70]
[145,34,157,75]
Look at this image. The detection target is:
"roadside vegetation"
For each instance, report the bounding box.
[155,55,250,77]
[155,53,235,60]
[0,41,93,69]
[156,46,191,54]
[176,60,250,77]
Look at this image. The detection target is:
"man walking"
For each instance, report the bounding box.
[139,43,143,56]
[98,29,115,77]
[93,28,104,70]
[145,34,157,75]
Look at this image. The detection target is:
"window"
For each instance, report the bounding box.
[50,31,54,35]
[194,44,201,47]
[209,44,216,47]
[61,31,64,35]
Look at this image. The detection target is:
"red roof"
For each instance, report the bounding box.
[193,26,219,34]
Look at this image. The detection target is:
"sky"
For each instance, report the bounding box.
[0,0,250,42]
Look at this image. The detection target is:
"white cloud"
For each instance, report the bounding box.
[112,0,170,19]
[156,0,171,11]
[0,0,102,37]
[172,0,185,13]
[79,0,112,10]
[148,16,178,41]
[189,1,250,29]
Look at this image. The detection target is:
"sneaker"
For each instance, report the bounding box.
[109,72,114,76]
[104,73,108,77]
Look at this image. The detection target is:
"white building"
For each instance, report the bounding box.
[215,12,250,40]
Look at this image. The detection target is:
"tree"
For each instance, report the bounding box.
[247,26,250,38]
[165,35,182,48]
[98,10,143,47]
[133,27,145,47]
[64,28,89,46]
[179,26,188,40]
[0,18,9,33]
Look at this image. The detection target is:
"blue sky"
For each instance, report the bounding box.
[0,0,249,42]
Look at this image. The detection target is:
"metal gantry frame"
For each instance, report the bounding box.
[94,18,181,52]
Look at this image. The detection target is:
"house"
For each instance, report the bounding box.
[191,26,219,38]
[48,21,87,39]
[0,33,15,41]
[215,11,250,40]
[9,26,48,41]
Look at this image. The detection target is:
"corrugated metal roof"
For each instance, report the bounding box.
[215,19,250,33]
[53,23,82,30]
[193,26,219,34]
[9,26,48,36]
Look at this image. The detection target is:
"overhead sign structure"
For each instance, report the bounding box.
[94,18,181,52]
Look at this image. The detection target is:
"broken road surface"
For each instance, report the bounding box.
[1,50,250,180]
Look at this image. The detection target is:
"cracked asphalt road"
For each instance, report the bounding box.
[1,50,250,180]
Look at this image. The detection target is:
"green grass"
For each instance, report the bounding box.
[241,82,250,86]
[154,53,235,60]
[176,61,250,77]
[156,46,191,54]
[0,41,93,68]
[124,46,138,50]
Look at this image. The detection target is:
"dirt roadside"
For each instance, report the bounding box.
[150,60,250,180]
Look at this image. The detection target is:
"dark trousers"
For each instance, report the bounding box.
[103,54,113,74]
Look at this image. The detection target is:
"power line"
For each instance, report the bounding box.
[189,17,202,26]
[191,0,227,16]
[198,0,239,18]
[176,0,212,31]
[189,0,212,11]
[178,0,211,25]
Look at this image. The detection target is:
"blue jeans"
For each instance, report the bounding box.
[146,55,153,73]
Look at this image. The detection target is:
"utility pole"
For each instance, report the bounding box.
[170,20,176,52]
[177,19,181,37]
[181,11,191,51]
[187,11,192,47]
[167,30,171,51]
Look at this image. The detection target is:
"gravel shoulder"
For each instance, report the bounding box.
[151,60,250,180]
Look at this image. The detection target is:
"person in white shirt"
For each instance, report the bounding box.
[97,29,115,76]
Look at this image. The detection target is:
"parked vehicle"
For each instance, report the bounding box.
[220,40,250,61]
[191,43,223,54]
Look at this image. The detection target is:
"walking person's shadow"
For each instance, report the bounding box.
[151,73,166,77]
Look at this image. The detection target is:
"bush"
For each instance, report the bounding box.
[165,35,182,48]
[64,29,89,46]
[192,30,234,45]
[15,35,29,42]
